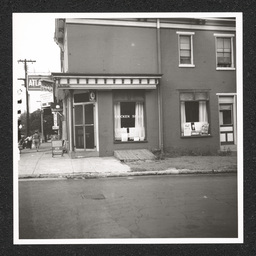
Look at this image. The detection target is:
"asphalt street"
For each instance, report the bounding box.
[19,173,238,239]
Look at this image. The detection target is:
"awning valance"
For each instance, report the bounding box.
[52,73,162,90]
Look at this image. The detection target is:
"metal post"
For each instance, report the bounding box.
[41,109,44,142]
[18,59,36,137]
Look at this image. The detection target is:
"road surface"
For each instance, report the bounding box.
[19,174,237,239]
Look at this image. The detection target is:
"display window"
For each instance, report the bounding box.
[180,91,210,137]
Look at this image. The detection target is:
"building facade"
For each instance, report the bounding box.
[52,17,237,158]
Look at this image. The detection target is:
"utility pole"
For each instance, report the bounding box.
[18,59,36,137]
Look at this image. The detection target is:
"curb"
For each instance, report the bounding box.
[18,168,237,180]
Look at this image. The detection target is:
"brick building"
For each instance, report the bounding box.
[52,17,237,158]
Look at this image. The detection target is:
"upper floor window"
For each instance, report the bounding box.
[176,31,195,67]
[214,34,235,70]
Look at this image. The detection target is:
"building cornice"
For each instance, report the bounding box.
[52,73,162,90]
[65,18,236,32]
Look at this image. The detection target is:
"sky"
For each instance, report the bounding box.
[13,14,61,113]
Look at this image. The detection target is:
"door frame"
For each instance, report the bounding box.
[73,91,99,152]
[217,93,237,151]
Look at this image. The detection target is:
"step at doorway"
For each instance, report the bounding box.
[114,149,156,162]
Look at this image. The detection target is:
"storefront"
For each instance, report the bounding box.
[52,73,162,158]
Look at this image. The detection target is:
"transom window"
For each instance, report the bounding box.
[180,91,210,137]
[177,31,195,67]
[214,34,235,69]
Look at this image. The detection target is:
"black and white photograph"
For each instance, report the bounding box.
[13,13,243,244]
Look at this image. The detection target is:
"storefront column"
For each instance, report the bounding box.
[68,91,73,152]
[62,97,67,141]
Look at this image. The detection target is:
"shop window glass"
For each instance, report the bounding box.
[180,91,210,137]
[114,101,145,142]
[74,93,90,103]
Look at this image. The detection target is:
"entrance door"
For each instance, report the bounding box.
[219,104,234,145]
[74,103,95,150]
[218,95,236,151]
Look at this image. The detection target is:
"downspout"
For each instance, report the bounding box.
[70,90,74,152]
[156,19,164,155]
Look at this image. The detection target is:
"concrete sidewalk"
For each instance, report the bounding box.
[17,142,237,179]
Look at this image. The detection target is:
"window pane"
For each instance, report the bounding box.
[75,126,84,148]
[74,105,83,125]
[185,101,199,122]
[180,50,191,57]
[85,126,94,149]
[224,38,231,48]
[180,43,190,50]
[217,38,224,48]
[74,93,90,103]
[222,110,232,125]
[180,57,191,64]
[84,104,94,124]
[120,102,135,128]
[180,36,190,45]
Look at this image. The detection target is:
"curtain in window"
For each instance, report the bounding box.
[180,101,186,133]
[135,102,145,140]
[114,102,121,140]
[199,101,208,122]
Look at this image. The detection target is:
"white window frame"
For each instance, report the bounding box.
[176,31,195,68]
[214,33,235,70]
[114,101,146,142]
[179,90,210,137]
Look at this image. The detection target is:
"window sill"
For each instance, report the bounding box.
[181,134,212,138]
[216,67,236,71]
[179,64,195,68]
[114,140,148,144]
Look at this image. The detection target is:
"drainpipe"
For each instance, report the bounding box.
[156,19,164,155]
[70,90,74,152]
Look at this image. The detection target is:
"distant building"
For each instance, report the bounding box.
[52,17,237,158]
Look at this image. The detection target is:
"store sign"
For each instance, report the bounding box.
[40,79,54,107]
[28,75,51,91]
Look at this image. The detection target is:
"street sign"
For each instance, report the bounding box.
[51,140,63,157]
[52,126,59,130]
[51,108,63,112]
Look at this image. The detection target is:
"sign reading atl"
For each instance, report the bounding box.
[28,75,51,91]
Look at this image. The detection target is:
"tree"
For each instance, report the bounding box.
[30,109,41,133]
[18,112,27,135]
[18,108,54,139]
[43,113,54,140]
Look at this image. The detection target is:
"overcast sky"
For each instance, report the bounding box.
[13,13,61,112]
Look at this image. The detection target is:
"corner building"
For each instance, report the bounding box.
[53,18,237,158]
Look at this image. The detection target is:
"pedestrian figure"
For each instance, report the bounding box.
[32,131,40,152]
[25,134,32,149]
